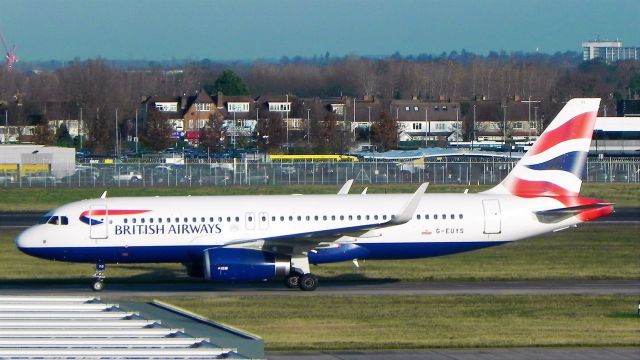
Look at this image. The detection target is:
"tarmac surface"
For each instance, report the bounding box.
[0,279,638,298]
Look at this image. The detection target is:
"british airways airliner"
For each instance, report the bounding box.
[16,98,612,291]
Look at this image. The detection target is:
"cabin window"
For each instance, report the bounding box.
[280,216,284,221]
[235,217,239,222]
[383,215,387,220]
[314,216,319,221]
[218,217,223,222]
[262,216,267,222]
[348,215,353,220]
[366,215,370,220]
[442,214,446,219]
[132,218,137,224]
[297,216,302,221]
[149,218,154,223]
[158,218,162,223]
[459,214,463,219]
[323,215,327,220]
[175,217,180,223]
[331,215,336,220]
[248,216,253,222]
[272,216,276,222]
[417,214,421,220]
[124,218,128,224]
[140,218,145,224]
[374,215,378,220]
[201,217,206,222]
[192,217,197,223]
[306,216,310,221]
[227,217,231,222]
[340,215,344,220]
[450,214,455,219]
[289,216,293,221]
[434,214,438,220]
[425,214,429,220]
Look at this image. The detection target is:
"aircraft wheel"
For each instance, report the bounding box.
[284,273,300,288]
[298,274,318,291]
[92,280,104,292]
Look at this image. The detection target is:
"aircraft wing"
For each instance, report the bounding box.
[222,183,428,254]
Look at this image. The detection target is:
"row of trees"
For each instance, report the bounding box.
[1,52,639,153]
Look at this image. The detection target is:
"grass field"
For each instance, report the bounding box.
[1,224,637,283]
[0,183,638,211]
[165,295,640,350]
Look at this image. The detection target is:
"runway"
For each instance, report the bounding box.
[0,279,638,298]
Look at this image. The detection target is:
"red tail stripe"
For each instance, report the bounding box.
[503,177,578,197]
[528,111,596,156]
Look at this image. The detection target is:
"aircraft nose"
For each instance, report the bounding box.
[15,227,37,251]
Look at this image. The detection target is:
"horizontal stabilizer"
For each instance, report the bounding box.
[535,202,612,223]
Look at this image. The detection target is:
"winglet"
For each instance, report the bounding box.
[100,191,107,199]
[361,187,368,195]
[338,179,354,195]
[390,182,428,224]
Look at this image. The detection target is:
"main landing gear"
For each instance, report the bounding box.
[284,272,319,291]
[92,263,106,291]
[284,255,319,291]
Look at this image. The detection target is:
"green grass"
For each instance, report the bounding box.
[2,224,638,282]
[0,183,637,212]
[165,295,640,350]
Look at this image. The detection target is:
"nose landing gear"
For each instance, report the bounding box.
[92,263,106,291]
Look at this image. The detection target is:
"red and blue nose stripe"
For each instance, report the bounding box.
[79,209,150,225]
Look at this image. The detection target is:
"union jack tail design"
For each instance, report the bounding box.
[485,98,600,197]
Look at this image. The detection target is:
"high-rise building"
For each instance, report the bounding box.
[582,40,640,62]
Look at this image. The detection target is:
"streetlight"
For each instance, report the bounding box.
[367,106,371,145]
[472,104,476,149]
[306,108,311,144]
[501,104,507,145]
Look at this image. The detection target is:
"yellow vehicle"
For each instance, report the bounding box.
[268,154,358,162]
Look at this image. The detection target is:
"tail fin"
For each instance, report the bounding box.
[484,98,600,197]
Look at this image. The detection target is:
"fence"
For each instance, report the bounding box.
[1,158,639,188]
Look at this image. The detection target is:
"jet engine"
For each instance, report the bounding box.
[204,248,291,282]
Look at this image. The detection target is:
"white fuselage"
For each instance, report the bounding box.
[16,193,576,265]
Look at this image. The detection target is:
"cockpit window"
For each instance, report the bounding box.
[38,216,52,224]
[41,215,69,226]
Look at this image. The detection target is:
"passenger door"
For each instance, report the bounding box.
[482,199,501,234]
[89,205,108,239]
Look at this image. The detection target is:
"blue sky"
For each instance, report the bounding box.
[2,0,639,61]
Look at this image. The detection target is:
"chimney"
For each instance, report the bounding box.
[180,94,187,110]
[217,91,224,108]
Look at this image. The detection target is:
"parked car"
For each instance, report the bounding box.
[112,171,143,183]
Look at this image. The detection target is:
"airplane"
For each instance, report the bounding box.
[16,98,613,291]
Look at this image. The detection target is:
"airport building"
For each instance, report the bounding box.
[582,40,640,62]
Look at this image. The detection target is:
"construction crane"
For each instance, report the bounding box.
[0,30,17,71]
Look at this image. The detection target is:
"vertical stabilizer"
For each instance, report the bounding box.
[484,98,600,197]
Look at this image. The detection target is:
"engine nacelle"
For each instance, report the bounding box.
[183,261,205,278]
[204,248,291,282]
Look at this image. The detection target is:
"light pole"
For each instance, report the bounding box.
[115,108,118,157]
[4,108,8,144]
[472,104,476,149]
[79,107,83,149]
[306,108,311,144]
[367,106,371,145]
[501,104,507,145]
[134,108,138,154]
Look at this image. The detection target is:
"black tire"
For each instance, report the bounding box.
[92,280,104,292]
[298,274,318,291]
[284,273,300,288]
